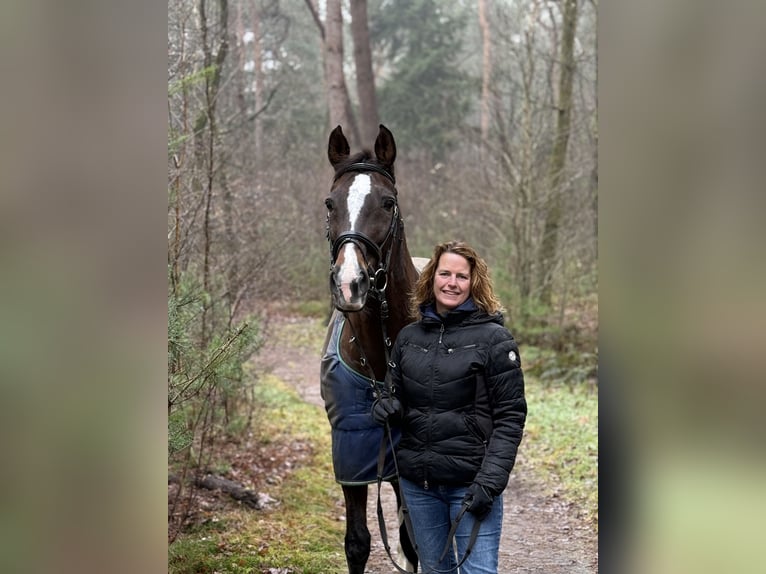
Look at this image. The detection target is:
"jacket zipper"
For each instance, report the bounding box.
[425,324,444,491]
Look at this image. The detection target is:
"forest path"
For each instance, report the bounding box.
[260,313,598,574]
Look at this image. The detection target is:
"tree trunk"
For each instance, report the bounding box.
[197,0,229,345]
[350,0,379,146]
[324,0,360,145]
[538,0,578,306]
[478,0,492,144]
[251,0,264,172]
[234,0,247,119]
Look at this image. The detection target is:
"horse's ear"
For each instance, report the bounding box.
[328,125,350,167]
[374,124,396,170]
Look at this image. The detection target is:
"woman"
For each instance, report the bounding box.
[372,241,527,574]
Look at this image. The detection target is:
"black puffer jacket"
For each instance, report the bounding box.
[389,301,527,496]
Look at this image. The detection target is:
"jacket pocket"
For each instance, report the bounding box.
[405,342,429,354]
[464,414,488,453]
[446,343,478,355]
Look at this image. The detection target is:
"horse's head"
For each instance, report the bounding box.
[325,124,401,312]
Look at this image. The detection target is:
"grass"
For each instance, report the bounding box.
[520,368,598,526]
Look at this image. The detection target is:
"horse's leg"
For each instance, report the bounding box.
[391,480,418,572]
[342,484,370,574]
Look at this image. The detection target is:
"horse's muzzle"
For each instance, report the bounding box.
[330,266,370,312]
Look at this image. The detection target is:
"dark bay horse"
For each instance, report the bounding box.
[320,125,424,574]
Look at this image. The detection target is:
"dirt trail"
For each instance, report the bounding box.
[260,314,598,573]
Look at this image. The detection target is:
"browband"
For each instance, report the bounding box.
[333,162,396,185]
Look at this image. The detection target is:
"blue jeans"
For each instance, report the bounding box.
[399,477,503,574]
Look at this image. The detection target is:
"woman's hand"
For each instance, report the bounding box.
[463,482,494,521]
[371,395,402,425]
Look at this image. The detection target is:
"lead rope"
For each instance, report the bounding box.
[375,414,481,574]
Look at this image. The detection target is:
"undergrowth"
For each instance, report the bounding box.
[168,375,346,574]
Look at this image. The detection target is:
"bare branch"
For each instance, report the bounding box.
[303,0,325,40]
[246,84,280,122]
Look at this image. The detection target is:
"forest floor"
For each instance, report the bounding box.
[172,310,598,573]
[254,312,599,574]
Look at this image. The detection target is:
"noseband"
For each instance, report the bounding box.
[327,163,401,294]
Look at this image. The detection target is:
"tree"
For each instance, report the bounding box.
[478,0,493,144]
[321,0,360,144]
[538,0,579,306]
[250,0,265,171]
[350,0,380,145]
[194,0,230,343]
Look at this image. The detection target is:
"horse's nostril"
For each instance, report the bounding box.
[350,273,370,298]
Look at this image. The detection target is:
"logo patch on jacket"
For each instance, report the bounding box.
[508,350,517,363]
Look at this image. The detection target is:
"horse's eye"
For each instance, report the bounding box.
[325,198,334,211]
[382,197,396,210]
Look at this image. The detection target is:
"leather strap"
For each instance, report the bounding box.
[333,162,395,184]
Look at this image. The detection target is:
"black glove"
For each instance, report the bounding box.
[371,395,401,426]
[463,483,494,521]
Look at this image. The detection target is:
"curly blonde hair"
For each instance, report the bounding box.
[409,241,504,318]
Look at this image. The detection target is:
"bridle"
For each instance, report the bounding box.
[326,162,402,301]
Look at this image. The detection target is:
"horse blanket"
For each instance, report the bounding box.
[320,315,400,485]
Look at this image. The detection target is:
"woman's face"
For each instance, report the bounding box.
[433,252,471,315]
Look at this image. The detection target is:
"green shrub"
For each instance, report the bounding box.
[168,268,262,537]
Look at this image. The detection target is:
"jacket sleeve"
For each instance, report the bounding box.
[473,328,527,496]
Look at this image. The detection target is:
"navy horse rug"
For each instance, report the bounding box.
[320,315,400,485]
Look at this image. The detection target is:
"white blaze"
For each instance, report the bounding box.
[347,174,371,230]
[338,174,371,301]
